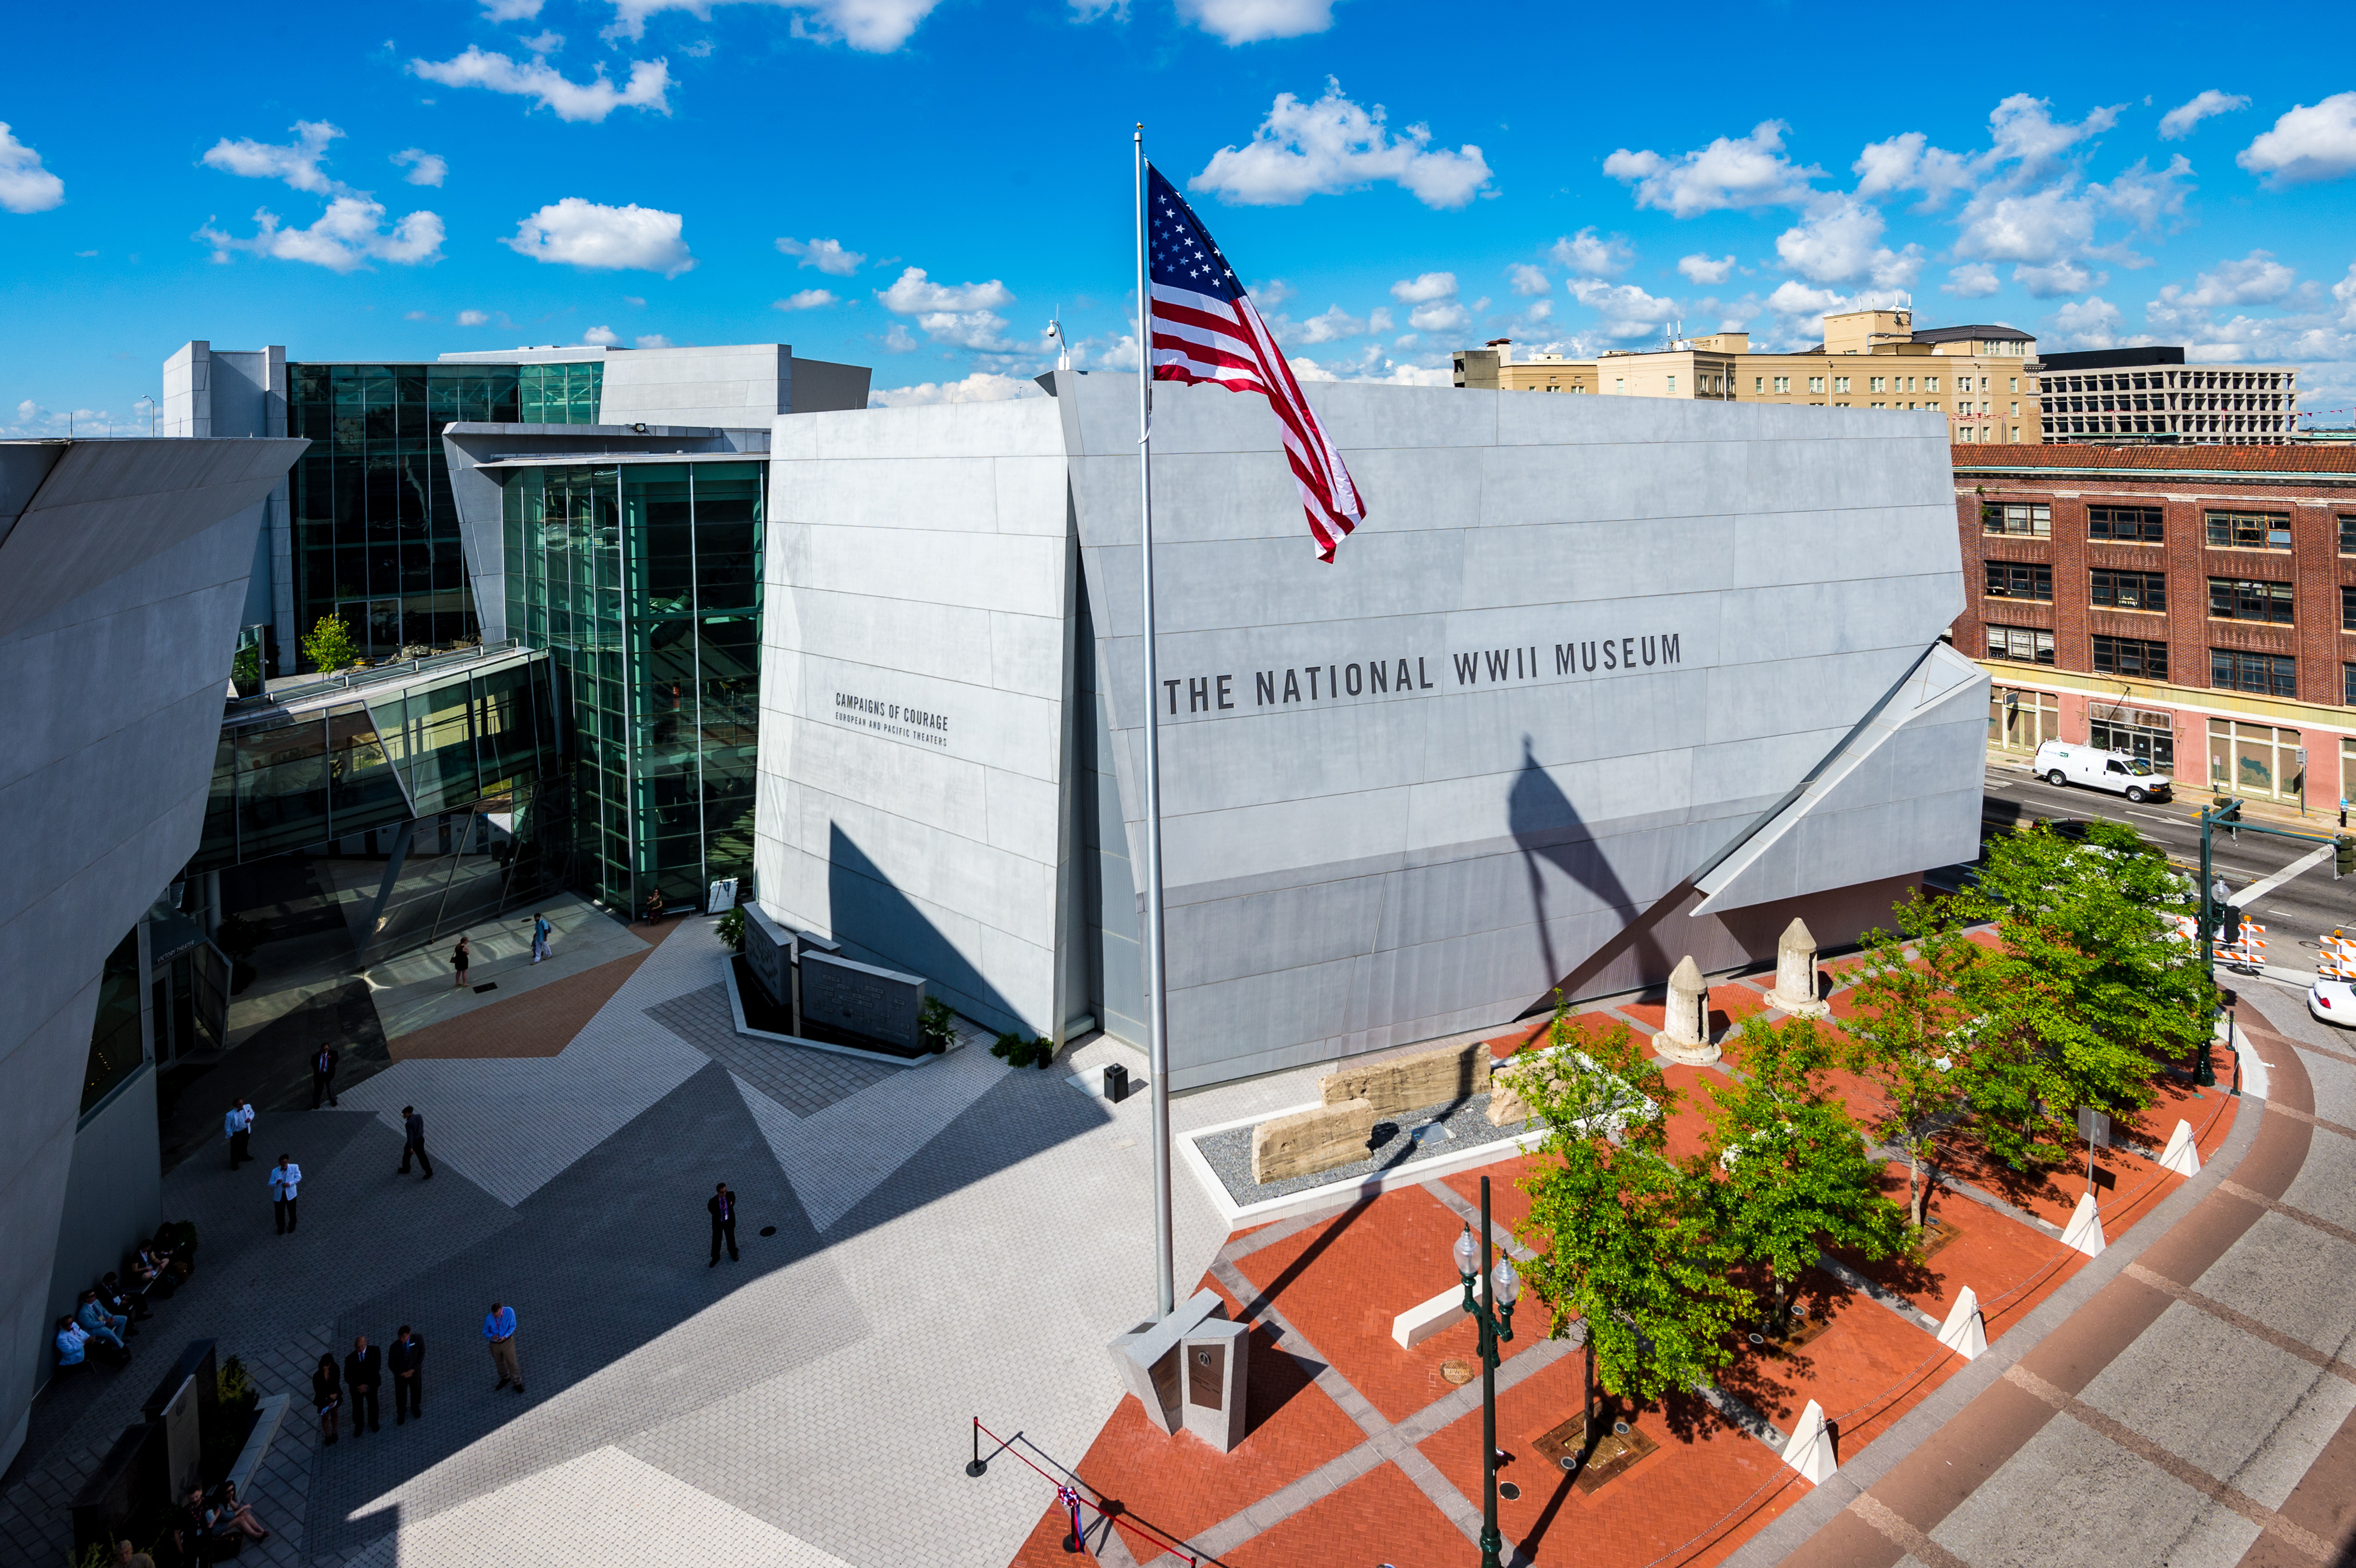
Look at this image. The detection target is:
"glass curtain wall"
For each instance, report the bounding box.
[288,360,606,665]
[501,461,764,916]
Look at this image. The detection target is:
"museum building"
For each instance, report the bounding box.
[752,372,1991,1089]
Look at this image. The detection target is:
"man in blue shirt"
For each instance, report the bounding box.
[55,1317,88,1366]
[483,1301,523,1394]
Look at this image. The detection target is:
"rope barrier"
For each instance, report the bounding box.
[968,1417,1202,1566]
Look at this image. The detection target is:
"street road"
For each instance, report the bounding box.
[1977,759,2356,976]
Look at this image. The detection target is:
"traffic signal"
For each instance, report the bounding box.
[2338,835,2355,878]
[2220,902,2243,944]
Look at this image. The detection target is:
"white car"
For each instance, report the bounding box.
[2033,741,2175,804]
[2310,977,2356,1027]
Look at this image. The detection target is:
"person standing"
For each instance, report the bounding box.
[311,1045,339,1109]
[530,912,552,963]
[482,1301,522,1393]
[344,1335,382,1437]
[269,1154,302,1234]
[397,1105,434,1178]
[389,1325,424,1424]
[224,1099,254,1168]
[707,1181,739,1267]
[452,933,472,990]
[311,1354,342,1445]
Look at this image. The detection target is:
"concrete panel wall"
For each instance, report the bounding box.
[0,438,298,1471]
[600,345,791,428]
[46,1068,163,1356]
[1055,372,1969,1088]
[756,398,1079,1039]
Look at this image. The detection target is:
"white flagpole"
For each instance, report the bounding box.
[1134,123,1176,1319]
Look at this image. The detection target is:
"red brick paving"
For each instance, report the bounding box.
[389,912,693,1060]
[1225,1460,1470,1568]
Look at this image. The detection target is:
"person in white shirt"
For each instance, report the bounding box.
[224,1099,255,1170]
[269,1155,303,1235]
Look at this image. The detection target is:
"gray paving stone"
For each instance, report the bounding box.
[645,980,901,1116]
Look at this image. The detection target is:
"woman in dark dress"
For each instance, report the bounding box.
[451,933,471,990]
[312,1353,343,1445]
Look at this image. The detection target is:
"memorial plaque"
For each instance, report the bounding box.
[1188,1343,1225,1409]
[740,904,793,1011]
[800,950,926,1052]
[161,1374,201,1498]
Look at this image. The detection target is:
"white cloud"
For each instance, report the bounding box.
[1985,94,2120,176]
[1506,263,1549,296]
[457,309,491,326]
[482,0,543,17]
[776,236,865,275]
[1952,183,2098,265]
[635,333,672,348]
[2238,93,2356,186]
[2157,250,2297,309]
[2096,155,2194,234]
[1568,277,1680,339]
[1254,278,1293,306]
[774,288,839,310]
[1388,271,1457,304]
[1069,0,1126,18]
[2013,260,2105,297]
[521,30,565,52]
[602,0,946,52]
[198,196,445,272]
[404,310,434,322]
[1407,301,1469,334]
[582,325,620,346]
[882,324,918,352]
[1773,196,1922,286]
[912,312,1013,351]
[2159,89,2250,140]
[0,123,64,214]
[392,148,447,187]
[1763,280,1850,318]
[1289,305,1378,343]
[1548,228,1631,277]
[1851,131,1976,209]
[202,120,344,194]
[1174,0,1332,44]
[1942,263,2000,298]
[1519,299,1553,323]
[1677,253,1736,285]
[503,198,693,276]
[869,372,1046,406]
[1191,79,1493,209]
[1603,121,1819,218]
[409,48,671,123]
[876,266,1014,313]
[2042,295,2143,350]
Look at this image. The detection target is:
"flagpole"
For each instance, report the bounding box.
[1134,123,1176,1320]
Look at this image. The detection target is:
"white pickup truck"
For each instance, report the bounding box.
[2032,740,2175,804]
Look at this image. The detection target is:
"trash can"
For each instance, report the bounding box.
[1103,1062,1130,1103]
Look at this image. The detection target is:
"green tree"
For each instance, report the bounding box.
[1702,1014,1908,1333]
[301,613,363,674]
[1952,820,2206,1166]
[1506,1005,1751,1446]
[1840,893,1991,1229]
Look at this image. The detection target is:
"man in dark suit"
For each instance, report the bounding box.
[389,1326,424,1424]
[397,1106,433,1178]
[312,1046,339,1109]
[708,1182,739,1267]
[344,1335,382,1436]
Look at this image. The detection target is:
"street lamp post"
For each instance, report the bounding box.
[1453,1177,1520,1568]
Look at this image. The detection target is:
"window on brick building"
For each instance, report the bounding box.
[1983,503,2051,537]
[2093,635,2169,682]
[2089,505,2163,543]
[1986,561,2053,601]
[2206,509,2292,550]
[2208,578,2295,624]
[2211,648,2296,697]
[2343,585,2356,632]
[1987,626,2055,664]
[2345,663,2356,706]
[2091,570,2166,611]
[2339,516,2356,555]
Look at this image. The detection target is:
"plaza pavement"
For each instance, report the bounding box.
[0,912,1333,1567]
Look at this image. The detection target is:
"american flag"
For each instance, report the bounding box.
[1146,164,1367,563]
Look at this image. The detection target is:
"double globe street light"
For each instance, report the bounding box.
[1453,1176,1521,1568]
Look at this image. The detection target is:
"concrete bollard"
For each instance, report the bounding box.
[1765,917,1831,1018]
[1656,956,1721,1066]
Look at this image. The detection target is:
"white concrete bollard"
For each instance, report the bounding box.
[1935,1285,1987,1360]
[1391,1286,1469,1349]
[2158,1119,2201,1176]
[1780,1398,1837,1484]
[2060,1191,2106,1258]
[1765,917,1831,1018]
[1656,955,1721,1066]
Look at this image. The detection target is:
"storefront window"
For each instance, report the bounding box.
[1988,687,2059,753]
[2209,717,2305,802]
[2089,707,2175,770]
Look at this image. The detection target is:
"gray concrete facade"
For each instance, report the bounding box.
[0,436,304,1472]
[160,342,291,670]
[756,376,1981,1089]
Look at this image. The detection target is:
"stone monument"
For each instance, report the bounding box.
[740,903,794,1012]
[800,950,926,1052]
[1109,1289,1225,1436]
[1765,918,1830,1016]
[1655,956,1720,1065]
[1181,1316,1249,1452]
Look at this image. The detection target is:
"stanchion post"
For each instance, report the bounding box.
[966,1416,987,1478]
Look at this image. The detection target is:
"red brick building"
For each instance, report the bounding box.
[1953,443,2356,813]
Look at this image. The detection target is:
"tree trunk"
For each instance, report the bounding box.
[1771,1272,1789,1335]
[1909,1149,1928,1230]
[1583,1338,1595,1452]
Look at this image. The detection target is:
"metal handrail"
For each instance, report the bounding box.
[224,639,526,719]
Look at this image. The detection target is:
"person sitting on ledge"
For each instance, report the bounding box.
[130,1241,171,1298]
[643,886,667,924]
[99,1272,151,1322]
[56,1315,124,1369]
[207,1480,269,1543]
[78,1288,133,1351]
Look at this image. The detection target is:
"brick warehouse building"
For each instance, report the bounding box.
[1955,443,2356,814]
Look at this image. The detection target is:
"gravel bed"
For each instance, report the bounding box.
[1192,1092,1534,1207]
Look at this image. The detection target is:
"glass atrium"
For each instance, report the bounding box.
[287,361,606,664]
[496,459,765,917]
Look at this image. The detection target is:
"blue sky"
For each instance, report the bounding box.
[5,0,2356,430]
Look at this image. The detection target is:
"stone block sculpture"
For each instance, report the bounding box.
[1251,1097,1376,1183]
